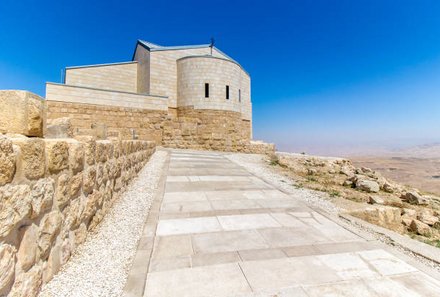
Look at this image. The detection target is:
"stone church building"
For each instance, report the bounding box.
[45,40,261,152]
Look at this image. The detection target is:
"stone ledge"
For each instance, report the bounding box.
[339,213,440,265]
[0,90,45,137]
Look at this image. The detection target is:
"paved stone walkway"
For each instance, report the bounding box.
[129,150,440,296]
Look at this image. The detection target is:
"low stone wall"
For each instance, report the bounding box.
[244,140,276,155]
[0,135,155,296]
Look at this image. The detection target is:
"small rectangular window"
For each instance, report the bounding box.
[205,83,209,98]
[226,85,229,99]
[238,89,241,102]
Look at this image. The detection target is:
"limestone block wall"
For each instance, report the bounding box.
[133,44,151,94]
[45,102,268,153]
[46,83,168,111]
[245,141,276,155]
[46,101,169,143]
[65,62,138,93]
[176,56,252,122]
[0,134,155,296]
[0,91,45,137]
[144,47,228,108]
[162,107,252,152]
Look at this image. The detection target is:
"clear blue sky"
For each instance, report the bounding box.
[1,0,440,155]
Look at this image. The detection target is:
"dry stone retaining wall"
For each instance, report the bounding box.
[0,134,155,296]
[46,100,168,143]
[162,107,252,152]
[46,102,273,154]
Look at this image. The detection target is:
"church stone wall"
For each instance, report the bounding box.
[176,56,252,122]
[133,44,151,94]
[46,83,168,111]
[65,62,138,93]
[147,47,227,108]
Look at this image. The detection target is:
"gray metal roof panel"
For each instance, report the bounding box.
[133,40,248,74]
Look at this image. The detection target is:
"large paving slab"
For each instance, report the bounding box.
[125,149,440,297]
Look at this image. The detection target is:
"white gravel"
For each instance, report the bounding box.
[226,153,340,214]
[39,150,168,297]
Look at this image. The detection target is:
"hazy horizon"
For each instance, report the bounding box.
[1,0,439,154]
[276,139,440,158]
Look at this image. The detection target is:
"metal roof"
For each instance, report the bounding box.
[138,40,210,51]
[136,40,235,61]
[133,40,246,74]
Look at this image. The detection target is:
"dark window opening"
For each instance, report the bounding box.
[226,85,229,99]
[239,89,241,102]
[205,83,209,98]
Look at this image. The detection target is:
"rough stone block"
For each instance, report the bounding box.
[0,90,45,137]
[69,173,83,199]
[30,178,55,219]
[64,197,81,231]
[42,242,61,284]
[82,191,103,224]
[0,184,32,238]
[38,211,62,260]
[0,136,16,186]
[8,264,42,297]
[46,140,69,174]
[46,117,73,138]
[82,166,96,195]
[351,206,403,233]
[0,243,16,295]
[17,224,38,272]
[91,122,107,140]
[12,138,46,180]
[96,140,112,163]
[68,141,84,174]
[55,174,70,208]
[75,136,95,165]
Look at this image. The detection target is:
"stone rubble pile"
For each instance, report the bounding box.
[276,152,440,245]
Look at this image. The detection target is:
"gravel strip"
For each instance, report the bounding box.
[226,153,340,214]
[39,150,168,297]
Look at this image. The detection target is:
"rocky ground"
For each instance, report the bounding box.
[38,151,167,297]
[260,152,440,249]
[352,156,440,196]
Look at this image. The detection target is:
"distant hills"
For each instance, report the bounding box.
[389,143,440,159]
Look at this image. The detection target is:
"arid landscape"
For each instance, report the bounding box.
[351,144,440,196]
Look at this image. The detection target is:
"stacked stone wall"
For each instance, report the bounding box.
[162,106,252,152]
[0,135,155,296]
[46,101,169,143]
[244,141,276,155]
[46,102,267,153]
